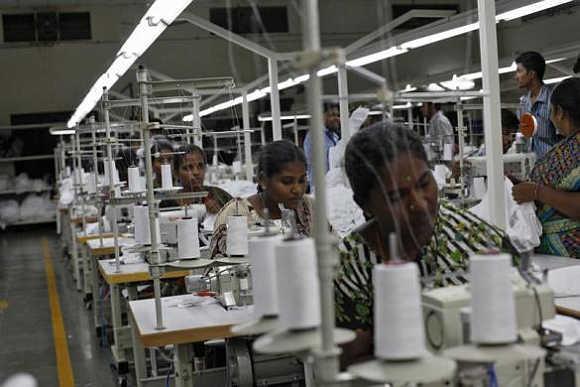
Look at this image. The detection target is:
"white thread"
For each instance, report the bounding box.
[128,167,140,192]
[226,215,248,256]
[275,238,320,330]
[374,262,426,360]
[470,253,517,344]
[177,217,200,259]
[161,163,173,190]
[249,235,283,318]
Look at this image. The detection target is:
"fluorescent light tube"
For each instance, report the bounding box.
[544,75,571,84]
[181,0,572,121]
[346,47,408,68]
[68,0,194,128]
[497,0,573,21]
[402,23,479,50]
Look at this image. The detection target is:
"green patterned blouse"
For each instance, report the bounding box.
[334,202,518,330]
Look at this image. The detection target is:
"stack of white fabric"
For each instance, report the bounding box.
[216,179,257,198]
[325,107,368,237]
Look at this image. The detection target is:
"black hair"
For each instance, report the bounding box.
[174,144,206,171]
[323,102,340,112]
[550,77,580,128]
[345,121,427,205]
[515,51,546,81]
[257,140,306,191]
[150,137,173,161]
[501,109,519,132]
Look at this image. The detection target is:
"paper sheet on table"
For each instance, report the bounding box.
[547,266,580,297]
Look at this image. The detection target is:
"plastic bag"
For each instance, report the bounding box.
[507,201,542,253]
[470,177,542,253]
[328,107,370,170]
[0,200,20,223]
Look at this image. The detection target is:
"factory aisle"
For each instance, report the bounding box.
[0,226,116,387]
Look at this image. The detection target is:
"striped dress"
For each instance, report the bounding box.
[334,202,518,330]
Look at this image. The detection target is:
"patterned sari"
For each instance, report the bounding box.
[334,202,516,330]
[529,131,580,257]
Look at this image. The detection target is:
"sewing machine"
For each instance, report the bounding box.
[467,152,536,181]
[422,274,558,387]
[185,263,252,309]
[422,274,555,352]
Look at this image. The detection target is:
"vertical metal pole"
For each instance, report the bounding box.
[90,117,105,248]
[456,99,466,202]
[477,0,506,229]
[337,64,350,140]
[242,91,253,181]
[138,66,165,330]
[192,94,202,147]
[268,58,282,140]
[303,0,339,383]
[293,118,299,146]
[260,123,266,145]
[102,90,122,273]
[75,130,87,235]
[407,106,413,131]
[212,136,218,167]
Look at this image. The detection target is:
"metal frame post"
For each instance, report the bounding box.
[337,64,350,140]
[268,58,282,140]
[192,93,202,147]
[102,90,122,273]
[303,0,340,384]
[241,91,253,181]
[138,66,165,330]
[477,0,506,229]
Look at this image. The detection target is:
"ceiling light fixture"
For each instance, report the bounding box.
[185,0,572,121]
[67,0,194,128]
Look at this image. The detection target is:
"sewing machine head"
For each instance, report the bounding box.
[466,152,536,181]
[422,275,555,353]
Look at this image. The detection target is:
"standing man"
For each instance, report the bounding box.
[303,103,340,189]
[421,102,454,145]
[515,51,558,160]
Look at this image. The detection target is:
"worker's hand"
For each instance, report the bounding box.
[512,182,537,204]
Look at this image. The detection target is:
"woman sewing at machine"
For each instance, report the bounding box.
[512,77,580,258]
[334,122,518,365]
[165,144,232,214]
[209,140,312,258]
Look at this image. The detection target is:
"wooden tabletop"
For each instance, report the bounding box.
[555,298,580,320]
[98,259,191,285]
[129,295,253,347]
[77,232,114,244]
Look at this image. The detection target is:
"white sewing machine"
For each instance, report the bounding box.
[467,152,536,181]
[422,274,554,352]
[422,275,555,387]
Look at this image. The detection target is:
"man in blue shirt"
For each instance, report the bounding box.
[515,51,558,160]
[303,103,340,189]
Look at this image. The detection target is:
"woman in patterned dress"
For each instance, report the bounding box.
[210,140,313,258]
[335,122,518,365]
[513,77,580,258]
